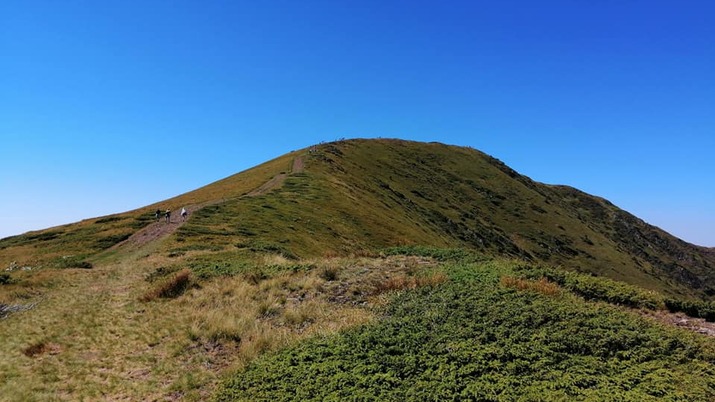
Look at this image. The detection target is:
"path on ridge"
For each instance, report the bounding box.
[115,156,304,250]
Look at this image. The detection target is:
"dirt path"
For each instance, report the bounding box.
[638,309,715,337]
[292,156,304,173]
[247,156,304,197]
[115,205,203,250]
[115,156,304,250]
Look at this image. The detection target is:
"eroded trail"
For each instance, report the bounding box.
[116,156,304,250]
[0,156,308,400]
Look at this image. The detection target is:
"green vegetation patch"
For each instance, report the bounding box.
[0,210,154,269]
[0,230,65,249]
[216,261,715,401]
[514,264,665,310]
[235,239,297,260]
[665,298,715,322]
[0,273,14,285]
[93,233,132,249]
[53,255,93,269]
[94,216,124,224]
[167,244,224,257]
[188,258,253,280]
[383,245,487,263]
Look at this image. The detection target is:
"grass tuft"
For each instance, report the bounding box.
[140,269,192,302]
[375,272,448,293]
[23,341,46,357]
[0,273,13,285]
[319,266,339,281]
[501,275,561,297]
[22,340,52,358]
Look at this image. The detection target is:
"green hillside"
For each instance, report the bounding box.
[217,256,715,401]
[1,138,714,400]
[159,139,713,298]
[2,139,712,298]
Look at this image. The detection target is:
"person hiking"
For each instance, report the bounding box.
[155,209,161,221]
[181,207,188,221]
[165,209,171,223]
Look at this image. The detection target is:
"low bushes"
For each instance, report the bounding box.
[514,265,664,310]
[93,233,132,249]
[216,260,715,401]
[513,264,715,322]
[0,273,13,285]
[383,245,485,262]
[54,256,93,269]
[665,298,715,322]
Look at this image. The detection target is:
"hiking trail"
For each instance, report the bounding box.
[115,156,304,250]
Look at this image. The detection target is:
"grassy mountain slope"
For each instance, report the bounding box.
[1,138,712,299]
[2,138,715,400]
[161,138,714,298]
[2,139,713,299]
[0,150,297,269]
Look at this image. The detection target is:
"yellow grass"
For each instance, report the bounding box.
[0,250,441,401]
[500,275,562,297]
[375,272,448,293]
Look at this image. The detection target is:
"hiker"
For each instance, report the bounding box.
[155,209,161,221]
[165,209,171,223]
[181,207,188,221]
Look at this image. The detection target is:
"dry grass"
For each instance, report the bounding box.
[500,276,561,297]
[374,272,448,293]
[259,254,291,266]
[0,252,440,401]
[22,341,48,358]
[182,266,375,374]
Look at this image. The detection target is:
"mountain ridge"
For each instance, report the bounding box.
[3,138,715,401]
[1,138,713,298]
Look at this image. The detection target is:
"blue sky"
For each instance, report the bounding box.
[1,0,713,246]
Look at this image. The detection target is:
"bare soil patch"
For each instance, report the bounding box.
[638,309,715,337]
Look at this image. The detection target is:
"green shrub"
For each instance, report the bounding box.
[26,230,64,242]
[383,246,485,262]
[665,298,715,322]
[216,260,715,401]
[514,265,664,310]
[54,256,93,269]
[189,260,252,280]
[130,215,155,229]
[0,273,13,285]
[236,240,297,259]
[93,233,132,249]
[319,266,338,281]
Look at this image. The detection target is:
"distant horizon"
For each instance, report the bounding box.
[2,1,713,247]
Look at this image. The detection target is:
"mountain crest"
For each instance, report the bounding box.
[1,138,713,298]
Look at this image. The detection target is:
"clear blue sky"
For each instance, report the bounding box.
[1,0,713,246]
